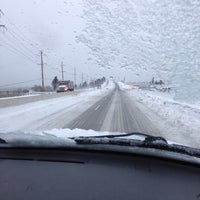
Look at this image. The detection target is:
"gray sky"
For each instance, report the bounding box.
[1,0,199,101]
[0,0,110,87]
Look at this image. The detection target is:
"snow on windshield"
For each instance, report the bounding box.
[0,1,200,150]
[77,0,200,103]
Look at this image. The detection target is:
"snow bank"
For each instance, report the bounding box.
[105,80,115,90]
[0,94,40,100]
[101,79,115,90]
[101,81,108,88]
[127,88,200,147]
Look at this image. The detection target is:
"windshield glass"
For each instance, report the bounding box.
[0,0,200,150]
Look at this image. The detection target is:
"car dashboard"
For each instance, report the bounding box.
[0,147,200,200]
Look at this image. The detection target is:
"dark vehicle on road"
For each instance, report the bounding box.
[56,81,74,92]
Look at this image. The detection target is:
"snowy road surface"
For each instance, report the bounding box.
[67,84,159,136]
[0,81,199,148]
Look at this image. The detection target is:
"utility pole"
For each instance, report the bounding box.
[0,9,3,17]
[40,51,45,89]
[0,10,6,31]
[74,67,76,88]
[81,73,83,85]
[61,61,65,81]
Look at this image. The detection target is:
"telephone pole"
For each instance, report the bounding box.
[81,73,83,85]
[61,61,65,81]
[0,10,6,31]
[40,51,45,89]
[74,67,76,88]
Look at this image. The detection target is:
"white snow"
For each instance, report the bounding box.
[0,128,147,146]
[118,82,200,148]
[103,79,115,89]
[0,81,114,133]
[118,82,131,90]
[0,94,40,100]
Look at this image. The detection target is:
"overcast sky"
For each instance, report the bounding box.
[0,0,117,88]
[1,0,200,101]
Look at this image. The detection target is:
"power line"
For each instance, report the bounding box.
[0,23,38,59]
[43,64,94,83]
[0,36,37,64]
[1,9,40,51]
[0,12,38,63]
[0,36,37,63]
[7,29,37,57]
[1,34,37,61]
[0,78,41,88]
[0,42,29,59]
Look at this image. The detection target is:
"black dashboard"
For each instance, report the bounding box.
[0,147,200,200]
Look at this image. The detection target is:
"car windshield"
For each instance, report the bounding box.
[0,0,200,151]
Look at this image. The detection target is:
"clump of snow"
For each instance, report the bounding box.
[101,79,115,90]
[101,81,108,88]
[37,128,120,139]
[118,82,131,90]
[106,80,115,90]
[0,128,147,146]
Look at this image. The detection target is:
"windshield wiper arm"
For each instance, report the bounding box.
[73,132,167,145]
[72,132,166,141]
[74,133,200,158]
[87,132,147,138]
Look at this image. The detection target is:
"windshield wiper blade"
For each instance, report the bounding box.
[74,133,200,158]
[73,132,152,139]
[74,132,168,145]
[72,132,166,142]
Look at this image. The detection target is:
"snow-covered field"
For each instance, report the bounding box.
[118,82,200,148]
[0,94,40,100]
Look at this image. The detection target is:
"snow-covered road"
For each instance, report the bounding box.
[0,81,199,149]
